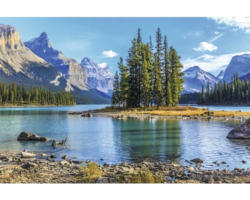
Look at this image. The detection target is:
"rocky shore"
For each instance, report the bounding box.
[0,151,250,183]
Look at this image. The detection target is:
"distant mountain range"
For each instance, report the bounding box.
[183,53,250,94]
[183,66,219,94]
[0,24,113,104]
[80,57,113,96]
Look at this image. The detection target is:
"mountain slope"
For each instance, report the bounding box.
[24,32,87,91]
[183,66,219,93]
[223,54,250,82]
[0,24,66,89]
[216,70,225,80]
[240,73,250,81]
[81,57,113,95]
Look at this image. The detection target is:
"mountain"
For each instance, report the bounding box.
[24,32,110,104]
[223,54,250,82]
[80,57,113,95]
[183,66,219,93]
[0,24,67,89]
[24,32,87,91]
[216,70,225,80]
[240,73,250,81]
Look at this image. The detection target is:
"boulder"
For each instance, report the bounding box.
[17,132,49,142]
[52,140,57,148]
[81,113,92,117]
[21,152,36,158]
[227,123,250,139]
[58,138,67,146]
[191,158,203,164]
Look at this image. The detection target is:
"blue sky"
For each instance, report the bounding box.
[1,17,250,75]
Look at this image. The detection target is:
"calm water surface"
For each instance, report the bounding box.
[0,105,250,169]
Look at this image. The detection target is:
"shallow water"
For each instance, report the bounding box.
[0,105,249,170]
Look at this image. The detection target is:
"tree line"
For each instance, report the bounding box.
[0,82,76,105]
[112,28,184,108]
[198,74,250,105]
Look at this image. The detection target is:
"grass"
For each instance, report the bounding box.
[97,106,250,118]
[80,162,103,183]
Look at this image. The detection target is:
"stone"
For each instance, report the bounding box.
[242,160,247,164]
[50,154,56,159]
[21,152,36,158]
[191,158,203,164]
[62,155,68,160]
[188,167,195,172]
[221,161,227,164]
[21,162,38,169]
[81,113,92,117]
[60,160,71,166]
[52,140,57,148]
[17,131,49,142]
[58,138,67,146]
[227,123,250,139]
[72,160,83,165]
[41,153,47,157]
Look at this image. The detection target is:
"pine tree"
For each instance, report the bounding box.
[112,72,121,106]
[153,53,164,108]
[127,38,141,107]
[163,35,172,106]
[118,57,129,107]
[140,44,153,108]
[169,46,184,106]
[156,28,164,73]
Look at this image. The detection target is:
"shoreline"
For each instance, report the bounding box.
[69,106,250,122]
[0,151,250,183]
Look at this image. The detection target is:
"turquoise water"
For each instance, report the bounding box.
[0,105,250,169]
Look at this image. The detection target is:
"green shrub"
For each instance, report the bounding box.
[80,162,103,183]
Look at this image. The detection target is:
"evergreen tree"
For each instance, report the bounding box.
[153,53,164,108]
[169,46,184,106]
[112,71,121,106]
[140,44,153,108]
[118,57,129,107]
[156,28,164,73]
[163,35,172,106]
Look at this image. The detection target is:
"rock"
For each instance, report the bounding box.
[221,161,227,164]
[50,154,56,159]
[62,155,68,160]
[191,158,203,164]
[227,123,250,139]
[81,113,92,117]
[41,153,47,157]
[21,152,36,158]
[86,159,90,163]
[242,160,247,164]
[60,160,71,166]
[22,162,38,169]
[188,167,195,172]
[52,140,57,148]
[58,138,67,146]
[17,131,49,142]
[72,160,83,165]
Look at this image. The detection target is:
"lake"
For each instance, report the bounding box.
[0,105,250,170]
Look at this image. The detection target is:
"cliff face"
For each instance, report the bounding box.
[24,32,87,91]
[0,24,65,87]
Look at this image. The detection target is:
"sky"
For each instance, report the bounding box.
[1,17,250,76]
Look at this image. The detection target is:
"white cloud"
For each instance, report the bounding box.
[212,17,250,33]
[193,41,218,52]
[102,50,118,58]
[182,51,250,75]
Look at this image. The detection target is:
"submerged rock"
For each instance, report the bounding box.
[227,123,250,139]
[21,152,36,158]
[81,113,92,117]
[17,132,49,142]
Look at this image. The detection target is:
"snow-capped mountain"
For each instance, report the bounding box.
[183,66,219,93]
[223,54,250,82]
[81,57,113,95]
[216,70,225,80]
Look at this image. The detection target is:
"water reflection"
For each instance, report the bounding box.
[115,118,181,162]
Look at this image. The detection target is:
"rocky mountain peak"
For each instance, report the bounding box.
[0,24,23,53]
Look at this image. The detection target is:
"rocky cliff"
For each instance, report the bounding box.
[24,32,87,91]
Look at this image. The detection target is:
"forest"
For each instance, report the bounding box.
[112,28,184,108]
[0,82,76,105]
[198,75,250,105]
